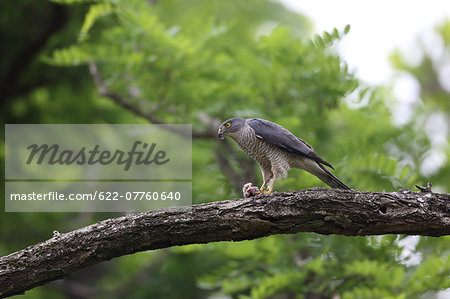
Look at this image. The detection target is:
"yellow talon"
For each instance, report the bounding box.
[258,189,272,194]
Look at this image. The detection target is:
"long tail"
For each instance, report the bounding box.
[314,163,351,190]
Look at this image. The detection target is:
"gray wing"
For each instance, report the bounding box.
[248,118,334,169]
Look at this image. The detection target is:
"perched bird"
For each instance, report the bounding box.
[218,118,350,193]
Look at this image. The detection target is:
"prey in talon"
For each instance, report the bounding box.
[242,183,260,198]
[218,118,350,194]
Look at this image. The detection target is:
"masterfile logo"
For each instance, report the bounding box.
[5,124,191,180]
[26,141,170,171]
[4,124,193,212]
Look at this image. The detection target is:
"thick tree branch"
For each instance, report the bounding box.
[1,188,449,297]
[87,61,217,139]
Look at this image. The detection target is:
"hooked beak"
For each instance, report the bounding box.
[218,129,224,140]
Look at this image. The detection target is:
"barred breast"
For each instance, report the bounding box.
[232,124,292,180]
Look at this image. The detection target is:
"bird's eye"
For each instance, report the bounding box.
[225,122,231,128]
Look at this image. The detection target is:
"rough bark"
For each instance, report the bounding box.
[1,187,449,297]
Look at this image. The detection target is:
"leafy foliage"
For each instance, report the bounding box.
[1,1,449,298]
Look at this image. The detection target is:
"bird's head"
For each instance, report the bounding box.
[218,118,246,140]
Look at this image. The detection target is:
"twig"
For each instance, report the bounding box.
[87,61,216,139]
[416,182,433,193]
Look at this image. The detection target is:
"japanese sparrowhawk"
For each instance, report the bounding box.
[218,118,350,193]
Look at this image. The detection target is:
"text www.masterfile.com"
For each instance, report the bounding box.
[9,191,182,201]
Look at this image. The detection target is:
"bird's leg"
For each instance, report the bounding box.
[256,166,272,194]
[263,169,279,194]
[259,182,267,192]
[266,179,275,194]
[260,172,272,193]
[256,182,267,195]
[258,179,274,194]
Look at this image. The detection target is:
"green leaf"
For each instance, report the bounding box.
[344,24,351,34]
[314,34,325,49]
[79,3,115,41]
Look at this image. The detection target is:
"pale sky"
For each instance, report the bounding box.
[278,4,450,283]
[280,0,450,179]
[281,0,450,85]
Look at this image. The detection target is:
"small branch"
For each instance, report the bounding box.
[1,188,449,297]
[88,61,164,125]
[88,61,216,139]
[416,182,433,193]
